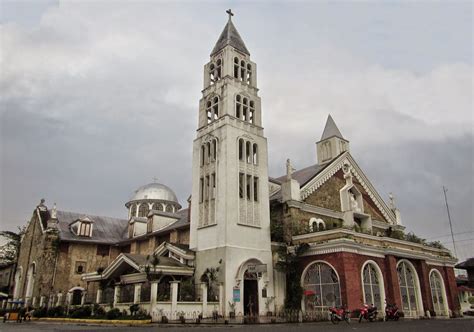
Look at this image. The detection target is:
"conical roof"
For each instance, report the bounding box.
[321,115,345,140]
[211,18,250,56]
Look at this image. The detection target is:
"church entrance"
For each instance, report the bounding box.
[243,270,258,316]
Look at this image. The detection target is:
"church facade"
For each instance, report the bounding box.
[9,13,459,321]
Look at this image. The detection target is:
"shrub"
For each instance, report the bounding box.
[405,232,426,244]
[33,307,47,318]
[47,306,65,317]
[388,229,405,240]
[69,306,92,318]
[426,241,446,250]
[93,304,105,316]
[106,308,122,320]
[129,304,140,316]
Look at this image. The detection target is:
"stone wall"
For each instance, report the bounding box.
[303,174,344,211]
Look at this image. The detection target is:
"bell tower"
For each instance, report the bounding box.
[190,10,274,316]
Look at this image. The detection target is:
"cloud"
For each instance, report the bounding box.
[0,1,472,259]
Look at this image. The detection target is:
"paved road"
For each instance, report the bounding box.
[0,318,473,332]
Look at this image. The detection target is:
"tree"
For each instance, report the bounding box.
[0,226,26,264]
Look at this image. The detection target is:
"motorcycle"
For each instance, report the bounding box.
[384,303,400,321]
[328,306,351,324]
[358,303,378,322]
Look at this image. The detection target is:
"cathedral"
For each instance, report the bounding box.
[9,12,459,321]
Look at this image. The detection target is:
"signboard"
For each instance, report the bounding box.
[247,264,267,273]
[233,287,240,302]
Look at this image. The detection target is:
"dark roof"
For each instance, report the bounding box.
[456,257,474,269]
[123,253,187,268]
[56,210,127,244]
[274,163,328,187]
[211,18,249,56]
[168,243,192,255]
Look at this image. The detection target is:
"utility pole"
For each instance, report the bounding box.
[442,186,458,257]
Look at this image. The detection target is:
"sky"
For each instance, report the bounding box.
[0,1,472,261]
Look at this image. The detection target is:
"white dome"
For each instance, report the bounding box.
[130,183,179,203]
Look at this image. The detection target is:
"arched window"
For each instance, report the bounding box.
[252,143,258,164]
[234,57,239,78]
[430,270,448,316]
[302,261,341,311]
[206,96,219,124]
[130,204,137,218]
[153,202,163,211]
[165,204,173,213]
[249,100,255,124]
[211,139,217,161]
[200,145,205,166]
[209,63,215,83]
[138,203,149,217]
[240,60,246,81]
[71,289,82,305]
[206,142,211,164]
[242,97,248,121]
[309,218,325,232]
[397,260,422,317]
[246,63,252,84]
[362,262,383,309]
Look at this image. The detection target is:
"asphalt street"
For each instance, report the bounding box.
[0,318,472,332]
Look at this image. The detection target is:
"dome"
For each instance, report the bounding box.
[129,183,179,203]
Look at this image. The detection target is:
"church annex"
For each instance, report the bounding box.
[9,12,459,321]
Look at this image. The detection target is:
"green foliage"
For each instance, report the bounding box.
[32,307,47,318]
[388,229,405,240]
[426,241,446,250]
[69,306,92,318]
[200,267,220,300]
[46,306,64,317]
[129,304,140,316]
[106,308,122,320]
[404,232,426,244]
[270,221,284,242]
[275,243,309,310]
[468,296,474,305]
[93,304,105,316]
[0,226,26,264]
[179,278,195,301]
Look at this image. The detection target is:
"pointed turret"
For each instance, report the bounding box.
[316,115,350,164]
[211,9,250,56]
[321,114,344,140]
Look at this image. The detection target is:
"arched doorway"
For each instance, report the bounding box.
[301,261,341,312]
[243,269,259,316]
[429,269,448,316]
[361,261,385,310]
[396,260,423,317]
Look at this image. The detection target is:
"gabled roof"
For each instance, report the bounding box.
[456,257,474,269]
[320,114,345,141]
[56,210,127,244]
[274,163,330,188]
[211,18,250,56]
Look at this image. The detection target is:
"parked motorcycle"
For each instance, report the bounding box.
[358,303,378,322]
[328,306,351,324]
[384,303,400,321]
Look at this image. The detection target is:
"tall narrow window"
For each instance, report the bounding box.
[200,145,205,166]
[206,101,212,124]
[211,140,217,161]
[199,178,204,203]
[211,173,216,199]
[246,63,252,84]
[236,95,241,119]
[213,97,219,120]
[362,263,383,309]
[253,177,258,201]
[243,98,248,121]
[209,63,215,84]
[234,57,239,78]
[206,96,219,124]
[246,175,252,200]
[246,141,251,163]
[240,60,246,81]
[249,101,255,124]
[239,173,244,199]
[205,176,210,201]
[239,139,244,161]
[252,143,258,165]
[216,59,222,80]
[206,142,211,164]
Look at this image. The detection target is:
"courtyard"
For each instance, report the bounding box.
[1,318,473,332]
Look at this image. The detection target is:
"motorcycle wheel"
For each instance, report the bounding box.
[395,315,399,321]
[330,314,339,325]
[358,314,363,323]
[345,316,351,324]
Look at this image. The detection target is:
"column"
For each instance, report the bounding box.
[39,296,45,307]
[443,266,460,315]
[31,296,37,308]
[81,291,86,305]
[384,255,402,307]
[150,281,158,304]
[201,283,208,318]
[418,261,432,316]
[170,281,179,319]
[113,285,120,307]
[56,293,62,306]
[134,284,141,304]
[96,289,102,304]
[218,283,224,316]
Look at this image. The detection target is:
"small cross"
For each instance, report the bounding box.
[152,177,158,183]
[226,9,234,20]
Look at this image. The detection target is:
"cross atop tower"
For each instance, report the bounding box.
[226,9,234,21]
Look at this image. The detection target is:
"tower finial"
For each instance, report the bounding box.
[226,9,234,21]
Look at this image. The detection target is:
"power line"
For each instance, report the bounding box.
[440,238,474,244]
[426,230,474,240]
[443,186,457,257]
